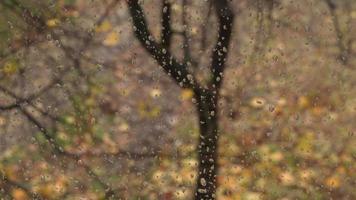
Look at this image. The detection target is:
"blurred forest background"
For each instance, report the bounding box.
[0,0,355,199]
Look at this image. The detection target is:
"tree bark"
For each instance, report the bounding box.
[194,89,219,200]
[126,1,234,199]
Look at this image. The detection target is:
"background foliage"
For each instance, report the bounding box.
[0,0,355,199]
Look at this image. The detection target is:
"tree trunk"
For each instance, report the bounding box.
[194,90,219,200]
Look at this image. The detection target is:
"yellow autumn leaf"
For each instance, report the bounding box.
[180,168,195,181]
[243,192,262,200]
[103,134,117,153]
[46,18,60,27]
[311,106,324,116]
[37,184,54,198]
[299,169,314,180]
[138,102,147,117]
[54,176,68,193]
[181,158,198,168]
[249,97,266,108]
[270,151,284,162]
[95,20,112,33]
[2,60,18,76]
[229,165,243,175]
[120,88,131,96]
[298,96,310,109]
[149,106,161,117]
[279,171,295,186]
[191,27,198,35]
[277,97,287,106]
[4,166,18,180]
[118,122,130,131]
[150,88,162,98]
[325,175,341,188]
[237,169,252,185]
[64,116,75,124]
[180,89,194,100]
[171,3,182,13]
[85,97,96,107]
[174,188,189,199]
[336,166,346,174]
[152,169,165,183]
[351,11,356,19]
[0,116,6,126]
[218,175,238,191]
[138,102,161,118]
[103,31,120,46]
[296,131,315,155]
[169,171,183,184]
[12,188,28,200]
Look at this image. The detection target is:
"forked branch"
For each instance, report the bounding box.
[127,0,197,88]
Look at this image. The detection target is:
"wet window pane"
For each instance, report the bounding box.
[0,0,355,199]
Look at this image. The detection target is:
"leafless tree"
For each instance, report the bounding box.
[126,0,235,198]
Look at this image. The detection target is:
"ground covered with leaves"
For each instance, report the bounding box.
[0,0,355,199]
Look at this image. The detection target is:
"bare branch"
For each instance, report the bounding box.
[161,0,172,48]
[0,85,120,199]
[19,108,120,199]
[250,0,274,62]
[208,0,235,90]
[0,0,46,32]
[181,0,191,63]
[325,0,350,66]
[200,0,213,52]
[0,80,62,122]
[0,171,44,200]
[127,0,197,88]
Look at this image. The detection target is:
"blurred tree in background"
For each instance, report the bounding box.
[0,0,355,199]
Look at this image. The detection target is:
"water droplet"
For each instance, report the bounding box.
[200,178,207,186]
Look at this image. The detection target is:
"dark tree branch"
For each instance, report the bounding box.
[19,107,120,200]
[208,0,235,90]
[0,0,46,34]
[0,79,63,122]
[20,108,65,154]
[325,0,351,66]
[127,0,197,89]
[0,171,44,200]
[0,1,48,62]
[0,1,144,199]
[249,0,274,62]
[200,0,213,52]
[252,0,264,57]
[2,58,126,198]
[181,0,193,65]
[1,87,162,198]
[180,0,199,67]
[0,98,59,121]
[192,1,234,199]
[161,0,172,48]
